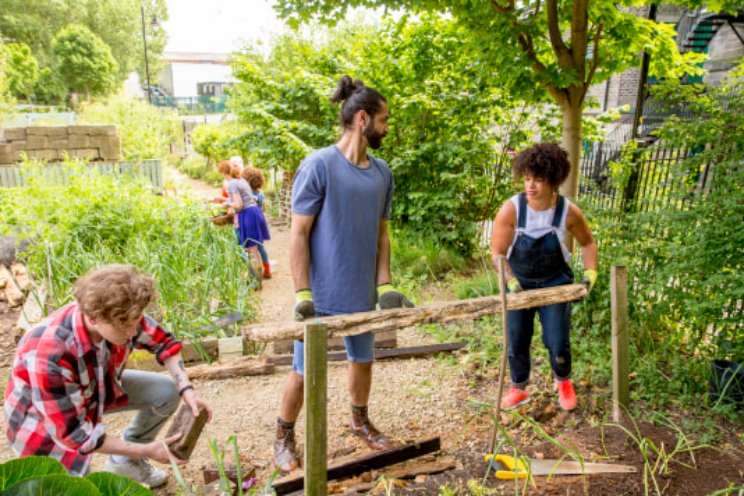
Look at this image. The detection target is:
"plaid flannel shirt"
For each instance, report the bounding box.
[3,302,182,475]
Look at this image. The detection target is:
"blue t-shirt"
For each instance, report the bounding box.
[292,145,394,315]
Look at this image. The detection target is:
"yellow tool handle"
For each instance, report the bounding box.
[484,454,528,480]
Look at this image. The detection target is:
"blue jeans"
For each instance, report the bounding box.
[507,271,572,387]
[105,370,180,444]
[292,313,375,376]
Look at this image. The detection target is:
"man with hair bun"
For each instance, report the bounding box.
[490,142,598,412]
[4,264,213,488]
[274,75,413,473]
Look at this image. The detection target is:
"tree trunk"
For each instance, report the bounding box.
[559,100,583,253]
[560,101,583,201]
[278,169,295,223]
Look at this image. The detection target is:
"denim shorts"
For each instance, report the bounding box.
[291,313,375,376]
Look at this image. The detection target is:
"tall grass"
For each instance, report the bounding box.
[0,159,257,344]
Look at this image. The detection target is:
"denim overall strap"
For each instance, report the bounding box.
[517,193,528,230]
[551,195,565,228]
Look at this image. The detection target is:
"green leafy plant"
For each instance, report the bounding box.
[0,159,258,346]
[78,96,183,161]
[0,456,151,495]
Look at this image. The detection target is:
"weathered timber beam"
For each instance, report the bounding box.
[272,437,441,495]
[267,342,466,366]
[185,359,275,380]
[244,284,587,343]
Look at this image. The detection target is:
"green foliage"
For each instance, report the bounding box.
[0,456,152,495]
[0,160,258,344]
[78,96,182,160]
[229,16,559,253]
[31,67,68,105]
[2,42,39,100]
[169,154,223,187]
[191,121,254,167]
[0,0,168,88]
[52,24,119,101]
[390,229,469,282]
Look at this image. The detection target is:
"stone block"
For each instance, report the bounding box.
[25,135,47,149]
[49,138,70,148]
[0,144,12,164]
[68,148,100,160]
[99,144,121,161]
[11,142,28,161]
[3,128,26,140]
[218,336,244,361]
[68,124,117,136]
[27,126,68,138]
[26,149,59,161]
[67,134,89,148]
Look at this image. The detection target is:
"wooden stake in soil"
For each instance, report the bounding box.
[611,266,630,423]
[304,321,328,496]
[488,256,510,454]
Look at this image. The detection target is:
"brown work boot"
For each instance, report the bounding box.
[350,405,391,450]
[274,420,299,474]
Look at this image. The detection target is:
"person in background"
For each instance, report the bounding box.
[242,166,272,279]
[490,142,598,412]
[4,264,213,488]
[225,164,270,286]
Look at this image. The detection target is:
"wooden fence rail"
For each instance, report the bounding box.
[242,284,588,343]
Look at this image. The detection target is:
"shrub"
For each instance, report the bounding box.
[78,96,182,160]
[0,159,257,344]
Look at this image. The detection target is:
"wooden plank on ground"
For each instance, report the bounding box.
[186,358,274,380]
[383,457,456,480]
[245,284,588,343]
[271,437,441,495]
[266,342,466,366]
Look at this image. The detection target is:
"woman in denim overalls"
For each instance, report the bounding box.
[491,143,598,411]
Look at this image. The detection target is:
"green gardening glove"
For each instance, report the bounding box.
[293,289,315,321]
[582,269,598,294]
[377,284,414,310]
[507,277,523,293]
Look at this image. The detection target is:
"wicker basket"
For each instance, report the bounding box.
[210,213,234,227]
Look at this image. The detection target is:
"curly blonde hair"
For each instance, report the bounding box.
[74,265,155,325]
[241,167,265,191]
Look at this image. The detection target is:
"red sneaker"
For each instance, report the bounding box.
[501,386,530,410]
[557,379,577,411]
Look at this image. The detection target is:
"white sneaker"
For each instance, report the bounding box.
[103,456,168,488]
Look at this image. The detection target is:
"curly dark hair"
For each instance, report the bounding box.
[242,166,265,191]
[512,142,570,189]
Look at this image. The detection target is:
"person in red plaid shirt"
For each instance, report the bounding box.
[4,264,213,488]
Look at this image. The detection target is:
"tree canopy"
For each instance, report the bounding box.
[0,0,167,103]
[274,0,708,200]
[1,42,39,101]
[52,24,119,103]
[227,17,584,252]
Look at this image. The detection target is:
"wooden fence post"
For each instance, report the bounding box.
[304,322,328,496]
[611,266,630,422]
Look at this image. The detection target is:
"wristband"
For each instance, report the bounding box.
[295,289,312,302]
[377,283,394,296]
[178,384,194,396]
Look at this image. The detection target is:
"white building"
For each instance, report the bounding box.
[158,52,237,97]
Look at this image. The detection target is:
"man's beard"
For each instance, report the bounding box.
[364,120,386,150]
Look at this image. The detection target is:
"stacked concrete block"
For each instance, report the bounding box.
[0,124,121,166]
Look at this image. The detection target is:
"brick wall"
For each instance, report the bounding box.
[0,125,121,166]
